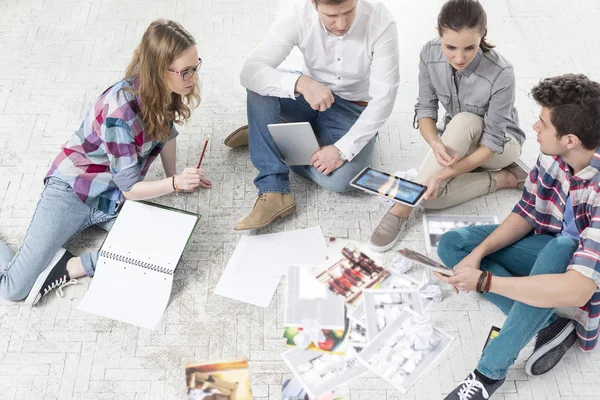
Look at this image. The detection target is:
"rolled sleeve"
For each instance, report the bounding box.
[102,117,142,191]
[480,68,517,154]
[512,157,540,226]
[413,45,439,128]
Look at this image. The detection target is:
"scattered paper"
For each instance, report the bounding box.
[214,227,327,307]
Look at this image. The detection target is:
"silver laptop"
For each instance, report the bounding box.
[267,122,320,166]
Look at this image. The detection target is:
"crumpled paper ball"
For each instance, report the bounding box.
[293,319,326,349]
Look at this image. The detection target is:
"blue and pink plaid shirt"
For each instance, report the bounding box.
[46,79,177,214]
[513,149,600,351]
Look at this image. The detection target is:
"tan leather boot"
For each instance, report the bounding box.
[234,193,296,230]
[224,125,248,148]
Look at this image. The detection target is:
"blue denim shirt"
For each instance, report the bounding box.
[414,38,525,154]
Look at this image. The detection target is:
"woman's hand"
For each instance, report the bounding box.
[197,168,212,189]
[431,141,458,167]
[174,168,210,192]
[423,172,444,200]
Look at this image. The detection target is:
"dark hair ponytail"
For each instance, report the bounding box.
[437,0,495,53]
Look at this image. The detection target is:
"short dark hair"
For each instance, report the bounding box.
[531,74,600,150]
[314,0,352,6]
[437,0,495,53]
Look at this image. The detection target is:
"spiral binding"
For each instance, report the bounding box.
[100,250,173,275]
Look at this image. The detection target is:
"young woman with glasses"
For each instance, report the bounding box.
[0,19,211,305]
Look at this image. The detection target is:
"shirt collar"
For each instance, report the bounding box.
[570,146,600,181]
[456,49,483,77]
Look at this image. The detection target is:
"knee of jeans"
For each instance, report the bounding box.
[246,89,276,108]
[322,179,353,193]
[437,230,462,267]
[445,112,484,140]
[1,284,28,302]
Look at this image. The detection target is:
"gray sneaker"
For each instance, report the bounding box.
[369,210,409,253]
[444,372,505,400]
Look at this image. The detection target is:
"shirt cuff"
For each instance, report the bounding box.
[479,132,505,154]
[281,72,302,99]
[334,136,360,162]
[113,164,143,192]
[414,110,438,127]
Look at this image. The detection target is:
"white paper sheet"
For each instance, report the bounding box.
[214,227,327,307]
[77,201,199,329]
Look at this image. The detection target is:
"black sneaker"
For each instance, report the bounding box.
[24,249,77,306]
[444,372,505,399]
[525,316,576,376]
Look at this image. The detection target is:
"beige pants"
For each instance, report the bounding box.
[416,112,521,210]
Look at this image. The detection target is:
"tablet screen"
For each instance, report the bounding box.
[352,168,426,205]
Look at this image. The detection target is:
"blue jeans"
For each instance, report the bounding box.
[0,177,116,300]
[246,89,376,193]
[437,224,578,379]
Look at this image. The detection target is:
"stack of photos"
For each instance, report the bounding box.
[357,308,454,394]
[185,359,253,400]
[423,214,498,253]
[362,289,424,341]
[282,377,349,400]
[285,266,345,330]
[313,246,391,306]
[282,346,368,398]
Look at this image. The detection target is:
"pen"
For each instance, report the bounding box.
[196,136,210,169]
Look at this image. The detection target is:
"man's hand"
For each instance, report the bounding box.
[310,145,345,175]
[430,141,458,167]
[435,267,485,294]
[295,75,335,112]
[435,252,482,294]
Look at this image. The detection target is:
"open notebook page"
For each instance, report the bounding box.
[77,201,199,329]
[101,201,198,272]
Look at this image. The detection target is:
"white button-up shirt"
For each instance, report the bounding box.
[240,0,400,161]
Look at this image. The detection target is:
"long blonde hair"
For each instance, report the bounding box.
[122,19,201,141]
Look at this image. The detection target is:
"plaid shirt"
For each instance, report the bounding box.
[513,149,600,351]
[46,79,177,214]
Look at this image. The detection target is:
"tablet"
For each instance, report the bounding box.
[267,122,320,166]
[350,167,427,207]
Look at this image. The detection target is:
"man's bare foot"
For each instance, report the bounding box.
[388,202,412,218]
[495,169,518,190]
[66,257,86,279]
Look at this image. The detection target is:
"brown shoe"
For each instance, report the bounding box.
[234,193,296,230]
[224,125,248,148]
[505,159,531,190]
[369,209,410,253]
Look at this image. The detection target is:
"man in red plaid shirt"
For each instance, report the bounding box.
[436,74,600,400]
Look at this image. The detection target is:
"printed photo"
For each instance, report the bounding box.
[362,289,424,341]
[283,314,367,355]
[185,359,253,400]
[423,214,499,253]
[357,308,454,394]
[281,377,349,400]
[313,245,391,306]
[282,347,368,399]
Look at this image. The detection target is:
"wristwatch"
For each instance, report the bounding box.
[337,149,348,161]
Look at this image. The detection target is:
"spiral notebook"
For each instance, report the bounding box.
[77,200,199,329]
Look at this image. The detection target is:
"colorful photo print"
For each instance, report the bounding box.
[185,359,252,400]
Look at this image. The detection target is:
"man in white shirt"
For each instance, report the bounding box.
[228,0,400,231]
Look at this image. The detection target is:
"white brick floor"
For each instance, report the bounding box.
[0,0,599,399]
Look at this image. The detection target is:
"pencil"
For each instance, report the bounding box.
[196,136,210,168]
